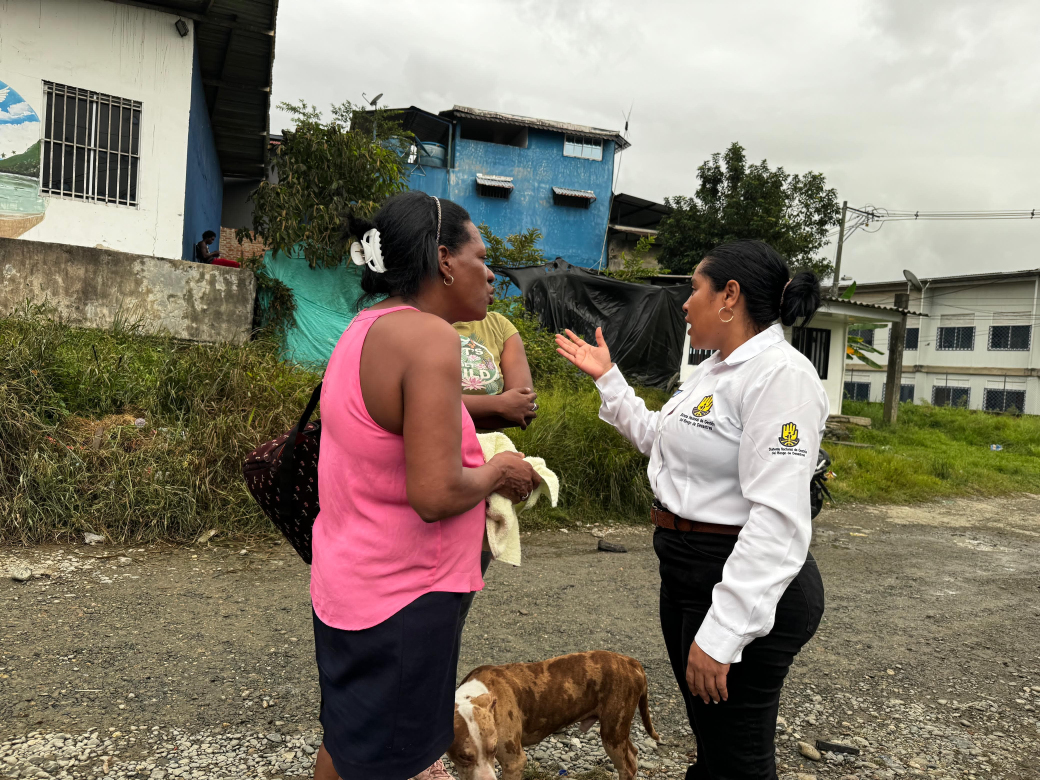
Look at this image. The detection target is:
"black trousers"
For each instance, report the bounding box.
[654,527,825,780]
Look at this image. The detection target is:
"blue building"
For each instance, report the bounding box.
[388,105,630,269]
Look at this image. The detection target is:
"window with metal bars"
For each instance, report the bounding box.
[843,381,870,401]
[41,82,141,207]
[983,389,1025,414]
[881,383,916,403]
[935,326,974,351]
[688,347,713,366]
[791,326,830,380]
[988,325,1031,351]
[904,327,919,350]
[848,328,875,347]
[932,386,970,408]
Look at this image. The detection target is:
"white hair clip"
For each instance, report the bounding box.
[350,228,385,274]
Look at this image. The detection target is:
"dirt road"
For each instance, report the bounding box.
[2,495,1040,780]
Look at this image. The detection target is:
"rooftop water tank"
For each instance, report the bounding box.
[417,141,447,168]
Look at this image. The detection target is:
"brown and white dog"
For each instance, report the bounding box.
[447,650,660,780]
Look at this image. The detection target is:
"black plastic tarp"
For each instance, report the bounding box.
[493,260,690,389]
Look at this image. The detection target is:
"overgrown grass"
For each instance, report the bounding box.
[0,307,319,544]
[4,307,1039,544]
[827,401,1040,504]
[509,380,668,528]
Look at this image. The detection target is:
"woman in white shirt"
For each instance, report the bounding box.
[556,240,829,780]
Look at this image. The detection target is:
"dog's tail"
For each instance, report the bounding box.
[638,671,661,742]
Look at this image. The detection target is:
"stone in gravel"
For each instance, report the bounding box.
[265,733,283,743]
[597,539,628,553]
[9,564,31,582]
[116,557,133,567]
[798,742,822,761]
[816,739,860,756]
[84,533,105,545]
[794,774,817,780]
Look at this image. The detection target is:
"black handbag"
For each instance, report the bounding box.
[242,383,322,564]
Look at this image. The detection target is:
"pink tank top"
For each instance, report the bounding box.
[310,306,486,631]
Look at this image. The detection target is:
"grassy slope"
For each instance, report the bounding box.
[0,309,319,544]
[0,141,41,178]
[2,307,1037,543]
[827,401,1040,504]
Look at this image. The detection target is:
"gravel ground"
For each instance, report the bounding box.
[2,494,1040,780]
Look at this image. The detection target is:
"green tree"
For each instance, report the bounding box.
[657,142,840,277]
[604,234,664,283]
[238,100,412,270]
[479,223,546,296]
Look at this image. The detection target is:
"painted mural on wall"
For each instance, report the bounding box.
[0,80,46,238]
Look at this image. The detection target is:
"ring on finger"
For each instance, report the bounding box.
[530,403,539,411]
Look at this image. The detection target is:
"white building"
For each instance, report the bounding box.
[0,0,275,260]
[847,269,1040,415]
[678,295,915,416]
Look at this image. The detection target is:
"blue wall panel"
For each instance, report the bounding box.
[181,41,224,261]
[407,126,615,268]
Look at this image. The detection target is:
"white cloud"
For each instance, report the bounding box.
[0,101,36,123]
[0,121,42,158]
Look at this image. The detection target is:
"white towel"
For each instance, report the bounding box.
[476,432,559,567]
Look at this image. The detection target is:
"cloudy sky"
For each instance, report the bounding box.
[270,0,1040,284]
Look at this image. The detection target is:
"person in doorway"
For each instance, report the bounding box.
[310,190,540,780]
[194,230,220,263]
[556,239,829,780]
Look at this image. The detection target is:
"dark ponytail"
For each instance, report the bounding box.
[779,270,822,328]
[347,190,473,307]
[698,239,822,330]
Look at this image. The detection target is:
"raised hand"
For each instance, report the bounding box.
[554,328,613,380]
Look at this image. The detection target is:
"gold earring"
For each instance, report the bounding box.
[718,306,735,323]
[443,275,454,286]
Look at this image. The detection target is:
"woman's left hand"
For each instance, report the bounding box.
[686,641,730,704]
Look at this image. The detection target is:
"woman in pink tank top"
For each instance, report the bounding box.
[310,192,540,780]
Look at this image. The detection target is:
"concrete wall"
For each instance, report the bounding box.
[851,275,1040,414]
[407,126,616,268]
[0,0,195,257]
[607,231,662,270]
[181,40,223,260]
[0,237,255,344]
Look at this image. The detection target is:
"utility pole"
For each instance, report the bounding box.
[831,200,848,297]
[882,292,910,426]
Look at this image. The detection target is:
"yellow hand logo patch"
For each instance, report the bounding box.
[779,422,800,448]
[691,395,714,418]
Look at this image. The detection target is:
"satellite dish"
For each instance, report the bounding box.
[903,269,924,291]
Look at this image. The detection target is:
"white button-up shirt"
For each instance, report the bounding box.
[595,324,829,664]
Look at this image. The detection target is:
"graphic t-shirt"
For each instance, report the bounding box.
[453,312,519,395]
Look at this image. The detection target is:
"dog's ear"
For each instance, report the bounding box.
[488,695,497,712]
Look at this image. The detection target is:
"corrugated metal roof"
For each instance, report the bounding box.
[609,224,659,236]
[846,267,1040,290]
[106,0,277,178]
[822,296,925,317]
[443,106,630,150]
[476,174,514,189]
[553,186,596,200]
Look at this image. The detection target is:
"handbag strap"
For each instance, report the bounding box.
[278,381,322,500]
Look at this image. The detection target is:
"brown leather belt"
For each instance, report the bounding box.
[651,505,741,536]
